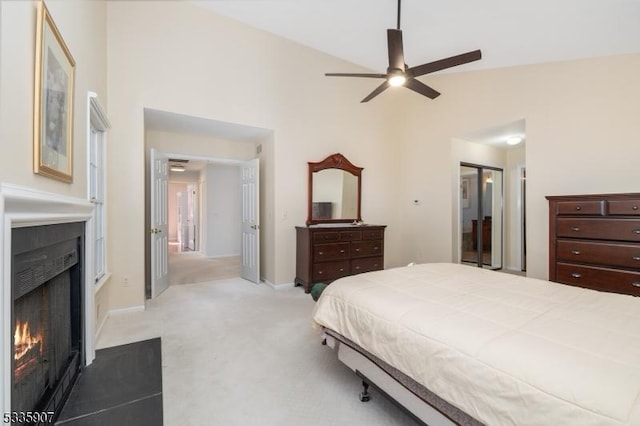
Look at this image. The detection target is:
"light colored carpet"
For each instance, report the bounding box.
[96,279,419,426]
[169,252,240,285]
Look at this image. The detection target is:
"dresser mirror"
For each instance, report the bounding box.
[307,153,362,225]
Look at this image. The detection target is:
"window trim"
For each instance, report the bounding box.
[87,92,110,287]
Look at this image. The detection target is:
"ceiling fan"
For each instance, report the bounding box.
[325,0,482,103]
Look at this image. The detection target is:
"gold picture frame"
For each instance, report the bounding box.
[33,1,75,182]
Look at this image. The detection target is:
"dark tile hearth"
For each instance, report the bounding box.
[56,338,163,426]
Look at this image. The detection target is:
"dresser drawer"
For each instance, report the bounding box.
[362,228,384,240]
[351,257,383,274]
[313,261,350,281]
[339,230,362,241]
[351,240,383,258]
[557,240,640,269]
[608,199,640,216]
[556,218,640,241]
[313,231,340,243]
[556,263,640,296]
[556,200,604,216]
[313,243,349,261]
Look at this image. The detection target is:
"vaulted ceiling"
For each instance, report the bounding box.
[195,0,640,73]
[158,1,639,146]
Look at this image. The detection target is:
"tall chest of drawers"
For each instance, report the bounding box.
[295,225,386,293]
[547,193,640,297]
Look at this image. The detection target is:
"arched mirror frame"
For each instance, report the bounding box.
[307,153,363,225]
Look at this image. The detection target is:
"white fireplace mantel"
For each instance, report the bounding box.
[0,183,95,414]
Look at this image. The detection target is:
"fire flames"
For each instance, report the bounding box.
[14,321,43,379]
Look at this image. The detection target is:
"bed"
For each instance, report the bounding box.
[312,262,640,426]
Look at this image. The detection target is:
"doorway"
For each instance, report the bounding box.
[460,163,503,269]
[519,166,527,271]
[168,182,198,253]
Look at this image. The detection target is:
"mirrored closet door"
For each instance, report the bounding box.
[460,164,503,269]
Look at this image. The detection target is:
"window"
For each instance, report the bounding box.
[88,93,110,285]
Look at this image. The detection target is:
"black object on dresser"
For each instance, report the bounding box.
[547,193,640,297]
[295,225,386,293]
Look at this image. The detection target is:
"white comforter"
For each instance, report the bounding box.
[313,263,640,426]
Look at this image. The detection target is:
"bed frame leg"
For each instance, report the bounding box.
[359,380,371,402]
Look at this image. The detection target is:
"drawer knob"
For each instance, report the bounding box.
[633,205,639,211]
[355,248,360,252]
[318,271,323,275]
[633,282,640,288]
[575,206,582,211]
[339,268,344,272]
[571,272,582,278]
[634,229,640,235]
[633,256,640,261]
[340,250,345,253]
[374,247,379,250]
[571,227,581,232]
[355,266,360,270]
[318,251,324,255]
[571,250,581,255]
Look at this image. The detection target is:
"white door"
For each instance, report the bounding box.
[150,148,170,298]
[241,158,260,283]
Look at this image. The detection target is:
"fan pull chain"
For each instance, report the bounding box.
[397,0,402,30]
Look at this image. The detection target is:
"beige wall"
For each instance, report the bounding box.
[0,0,107,195]
[0,0,109,331]
[106,1,403,307]
[394,54,640,279]
[146,130,258,160]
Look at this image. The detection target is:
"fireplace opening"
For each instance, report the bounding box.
[11,223,84,425]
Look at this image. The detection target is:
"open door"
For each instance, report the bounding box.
[150,148,170,297]
[241,158,260,283]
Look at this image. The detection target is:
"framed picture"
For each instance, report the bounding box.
[33,1,75,182]
[461,178,470,208]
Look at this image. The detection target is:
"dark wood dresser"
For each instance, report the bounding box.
[547,193,640,296]
[295,225,386,293]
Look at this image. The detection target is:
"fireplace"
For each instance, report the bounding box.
[11,222,84,424]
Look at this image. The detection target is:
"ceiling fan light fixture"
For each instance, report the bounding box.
[388,73,406,87]
[324,0,482,102]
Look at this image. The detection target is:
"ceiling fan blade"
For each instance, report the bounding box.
[361,81,390,103]
[405,78,440,99]
[387,29,405,71]
[325,72,387,78]
[408,50,482,77]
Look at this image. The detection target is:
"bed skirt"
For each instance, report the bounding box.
[323,328,484,426]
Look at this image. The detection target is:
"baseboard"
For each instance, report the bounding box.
[502,267,526,276]
[95,304,145,341]
[205,253,241,259]
[95,311,110,341]
[262,279,294,290]
[110,304,146,315]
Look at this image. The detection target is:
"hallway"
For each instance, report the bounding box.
[168,251,240,285]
